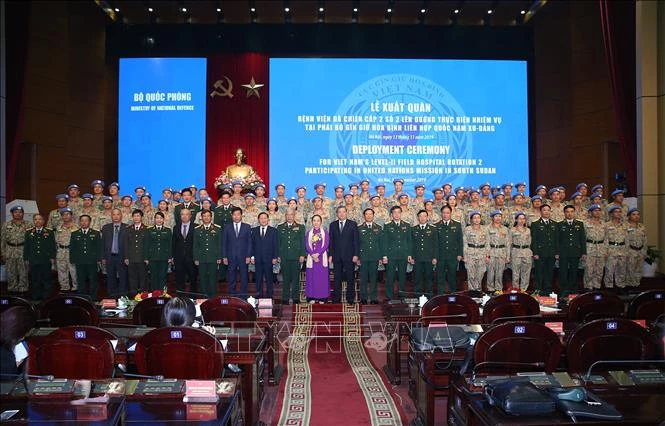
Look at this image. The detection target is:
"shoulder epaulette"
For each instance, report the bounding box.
[195,224,203,229]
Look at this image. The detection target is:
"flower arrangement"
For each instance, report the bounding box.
[311,233,321,244]
[133,286,172,301]
[213,171,263,191]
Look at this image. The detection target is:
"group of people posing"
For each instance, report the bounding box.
[0,178,647,303]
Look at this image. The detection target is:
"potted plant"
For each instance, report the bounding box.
[643,246,661,277]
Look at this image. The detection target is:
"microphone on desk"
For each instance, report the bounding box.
[175,290,210,300]
[471,361,546,382]
[489,314,542,325]
[115,364,164,381]
[583,359,665,381]
[0,373,54,381]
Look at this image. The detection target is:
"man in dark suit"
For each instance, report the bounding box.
[173,188,201,228]
[172,208,197,291]
[101,208,128,296]
[328,205,359,304]
[251,212,279,298]
[223,207,252,297]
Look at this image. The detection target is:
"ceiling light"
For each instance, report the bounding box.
[353,7,358,13]
[250,7,256,12]
[182,7,187,12]
[454,9,459,14]
[387,8,392,13]
[487,9,492,14]
[520,10,526,15]
[114,8,120,12]
[421,8,426,13]
[319,7,324,12]
[284,7,290,12]
[217,8,222,12]
[148,7,153,12]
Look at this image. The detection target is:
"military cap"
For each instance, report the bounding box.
[55,194,69,201]
[9,205,24,213]
[432,188,443,194]
[311,196,323,202]
[121,195,133,201]
[589,192,602,200]
[558,186,566,191]
[334,184,344,191]
[468,188,480,195]
[479,182,491,189]
[591,184,604,193]
[576,183,588,191]
[424,199,434,204]
[231,180,243,187]
[369,194,380,201]
[512,192,525,200]
[445,193,456,201]
[102,196,113,203]
[134,185,146,192]
[531,195,543,202]
[200,196,213,204]
[288,197,297,203]
[514,211,527,219]
[515,182,527,188]
[67,184,80,191]
[108,182,120,189]
[398,193,409,199]
[274,183,286,190]
[501,182,513,189]
[627,207,639,216]
[348,183,359,189]
[414,184,425,190]
[295,185,306,192]
[314,183,327,190]
[343,193,354,199]
[535,185,547,192]
[255,183,266,190]
[611,189,624,197]
[82,193,94,200]
[244,193,256,200]
[569,192,582,200]
[59,207,72,215]
[173,190,181,195]
[141,193,152,199]
[359,179,370,185]
[374,183,385,189]
[189,184,198,189]
[489,209,503,218]
[587,204,602,213]
[548,188,560,196]
[469,210,482,219]
[494,191,506,198]
[608,205,622,214]
[162,187,173,193]
[442,182,452,189]
[393,178,404,184]
[455,186,465,193]
[267,198,278,204]
[91,179,105,187]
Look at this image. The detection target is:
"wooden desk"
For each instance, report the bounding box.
[448,373,665,426]
[24,328,266,426]
[0,398,124,424]
[382,304,421,385]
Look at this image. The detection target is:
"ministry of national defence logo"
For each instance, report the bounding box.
[329,73,470,189]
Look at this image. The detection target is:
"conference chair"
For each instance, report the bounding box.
[134,327,224,379]
[132,297,171,328]
[567,291,624,323]
[481,293,540,325]
[200,296,257,326]
[39,295,99,327]
[28,327,115,379]
[0,296,36,315]
[473,321,562,374]
[419,294,481,326]
[627,290,665,322]
[566,318,655,374]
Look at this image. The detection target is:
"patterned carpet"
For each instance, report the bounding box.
[275,304,404,425]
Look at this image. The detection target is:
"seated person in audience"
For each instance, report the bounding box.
[161,297,215,334]
[0,306,34,378]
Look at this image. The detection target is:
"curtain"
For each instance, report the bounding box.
[599,0,637,193]
[206,53,269,201]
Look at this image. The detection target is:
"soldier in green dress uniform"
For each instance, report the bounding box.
[144,212,173,290]
[193,210,222,298]
[174,188,201,228]
[277,208,306,304]
[357,208,383,304]
[556,205,587,298]
[124,210,148,294]
[47,194,69,229]
[69,214,102,299]
[436,205,464,294]
[411,210,439,297]
[23,214,56,300]
[381,206,413,300]
[530,204,558,294]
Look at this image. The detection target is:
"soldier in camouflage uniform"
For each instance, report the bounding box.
[54,208,78,292]
[295,186,311,219]
[510,212,532,291]
[509,193,528,221]
[432,188,446,211]
[67,184,83,215]
[343,193,361,223]
[576,183,590,207]
[424,200,441,224]
[314,183,332,212]
[548,188,565,222]
[330,185,346,216]
[604,205,628,289]
[1,206,31,294]
[479,183,492,208]
[374,183,389,209]
[194,197,215,225]
[242,194,261,228]
[396,194,416,225]
[502,183,514,207]
[486,210,511,292]
[120,195,134,224]
[108,182,122,209]
[309,197,331,230]
[287,199,305,226]
[369,195,390,226]
[607,189,629,222]
[535,185,549,205]
[96,197,115,230]
[411,184,427,211]
[140,194,156,227]
[569,192,587,221]
[463,211,489,292]
[91,179,105,210]
[583,204,607,290]
[464,189,487,226]
[275,183,289,213]
[526,196,543,226]
[442,183,453,199]
[47,193,69,230]
[388,178,406,205]
[266,199,284,228]
[156,200,175,229]
[358,179,371,207]
[490,192,512,226]
[625,208,647,288]
[79,194,99,228]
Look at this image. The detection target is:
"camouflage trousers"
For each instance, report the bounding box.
[625,252,644,287]
[583,255,604,289]
[56,259,78,291]
[5,258,28,292]
[465,256,486,291]
[604,254,626,288]
[511,256,532,291]
[487,257,507,292]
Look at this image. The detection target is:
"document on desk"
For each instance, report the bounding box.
[539,305,562,313]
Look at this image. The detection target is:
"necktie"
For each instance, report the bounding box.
[235,223,239,237]
[446,221,449,227]
[339,221,344,232]
[421,225,425,230]
[112,225,119,254]
[182,223,188,237]
[261,227,265,238]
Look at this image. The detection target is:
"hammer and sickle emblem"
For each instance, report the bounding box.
[210,76,233,98]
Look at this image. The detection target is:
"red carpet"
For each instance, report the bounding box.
[274,304,405,425]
